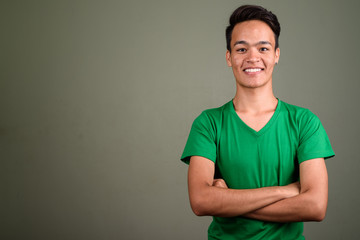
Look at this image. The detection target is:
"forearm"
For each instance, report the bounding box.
[243,158,329,222]
[190,184,296,217]
[243,189,327,222]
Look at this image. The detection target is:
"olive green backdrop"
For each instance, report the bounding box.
[1,0,359,239]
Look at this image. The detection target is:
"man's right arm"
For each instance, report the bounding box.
[188,156,299,217]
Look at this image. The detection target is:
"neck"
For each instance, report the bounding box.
[233,83,277,113]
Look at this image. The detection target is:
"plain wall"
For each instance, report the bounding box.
[1,0,359,239]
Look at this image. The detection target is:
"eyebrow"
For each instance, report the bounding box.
[233,40,272,47]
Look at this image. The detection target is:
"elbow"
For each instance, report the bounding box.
[308,201,327,222]
[190,197,208,216]
[311,212,326,222]
[312,206,327,222]
[314,214,326,222]
[189,194,212,216]
[192,205,207,216]
[299,189,328,221]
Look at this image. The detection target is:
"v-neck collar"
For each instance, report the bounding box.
[229,98,282,137]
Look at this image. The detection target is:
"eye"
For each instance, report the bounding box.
[259,47,269,52]
[236,48,246,53]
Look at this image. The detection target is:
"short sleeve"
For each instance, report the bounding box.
[297,111,335,163]
[180,112,217,165]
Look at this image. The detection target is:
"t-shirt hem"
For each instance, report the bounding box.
[298,151,335,164]
[181,153,216,165]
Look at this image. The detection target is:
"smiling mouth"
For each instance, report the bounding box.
[244,68,264,73]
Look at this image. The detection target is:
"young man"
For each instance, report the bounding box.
[181,5,334,240]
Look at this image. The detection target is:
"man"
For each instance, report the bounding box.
[180,5,335,240]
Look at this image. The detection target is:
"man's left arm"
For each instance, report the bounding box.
[242,158,328,222]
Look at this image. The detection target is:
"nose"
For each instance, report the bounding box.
[246,49,260,63]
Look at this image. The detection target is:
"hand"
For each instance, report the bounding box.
[212,179,228,189]
[283,181,300,198]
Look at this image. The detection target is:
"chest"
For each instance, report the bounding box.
[216,118,299,188]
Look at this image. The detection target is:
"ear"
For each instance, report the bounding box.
[275,47,280,64]
[226,50,232,67]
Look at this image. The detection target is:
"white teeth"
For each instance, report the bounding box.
[244,68,262,72]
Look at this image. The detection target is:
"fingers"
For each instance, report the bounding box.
[213,179,228,188]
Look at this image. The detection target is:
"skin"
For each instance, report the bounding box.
[188,20,329,222]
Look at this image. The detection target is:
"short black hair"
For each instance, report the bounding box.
[226,5,281,52]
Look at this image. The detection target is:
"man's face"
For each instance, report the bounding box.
[226,20,280,89]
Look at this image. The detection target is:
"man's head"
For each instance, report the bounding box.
[225,6,281,89]
[226,5,281,52]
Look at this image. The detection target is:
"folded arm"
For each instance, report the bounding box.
[242,158,328,222]
[187,156,300,217]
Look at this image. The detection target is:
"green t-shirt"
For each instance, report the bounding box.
[181,99,335,240]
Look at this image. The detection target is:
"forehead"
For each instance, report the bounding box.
[231,20,275,45]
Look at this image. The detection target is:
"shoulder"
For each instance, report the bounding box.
[192,101,231,134]
[195,101,231,124]
[280,100,319,123]
[280,100,324,140]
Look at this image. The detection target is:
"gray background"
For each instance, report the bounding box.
[1,0,359,239]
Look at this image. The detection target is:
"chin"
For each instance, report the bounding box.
[237,80,268,89]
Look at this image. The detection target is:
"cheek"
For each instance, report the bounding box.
[264,57,276,66]
[232,57,242,68]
